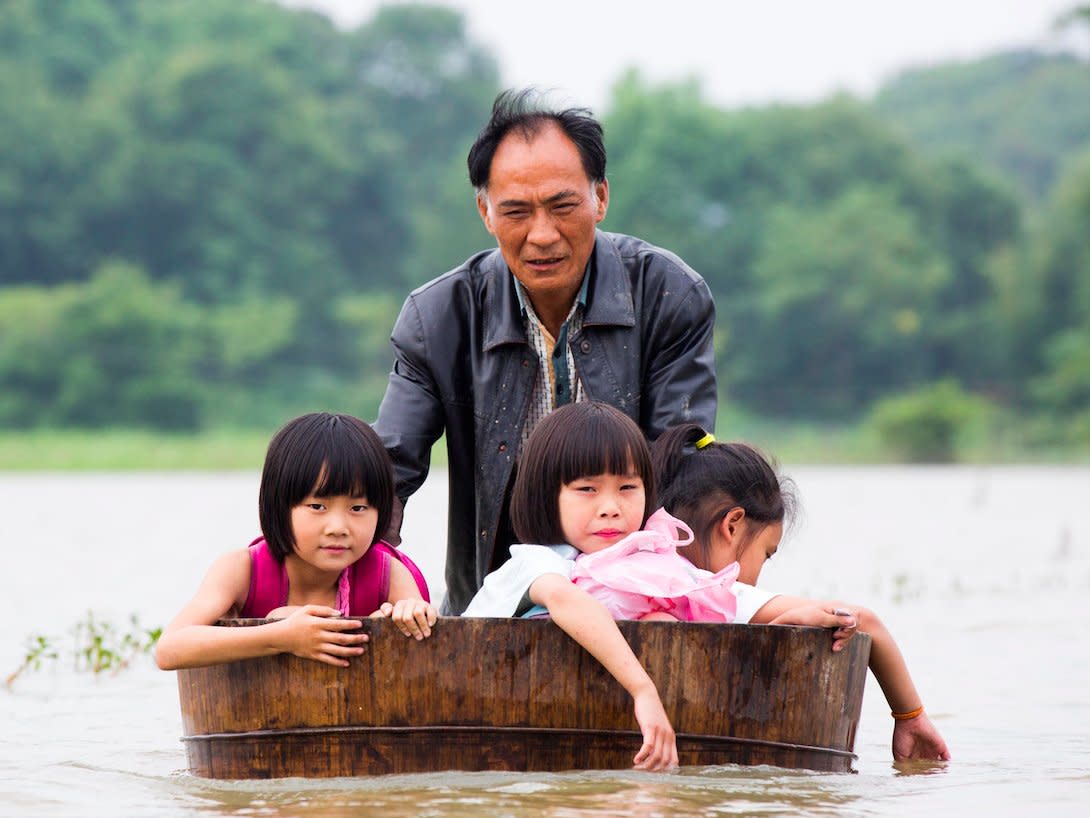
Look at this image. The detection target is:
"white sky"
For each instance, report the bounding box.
[278,0,1085,109]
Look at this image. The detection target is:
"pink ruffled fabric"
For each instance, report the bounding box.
[571,508,740,622]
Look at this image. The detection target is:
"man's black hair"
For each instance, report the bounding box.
[467,88,606,191]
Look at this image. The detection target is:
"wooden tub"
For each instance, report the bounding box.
[176,617,870,778]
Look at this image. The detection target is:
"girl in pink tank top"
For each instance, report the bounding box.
[156,412,435,671]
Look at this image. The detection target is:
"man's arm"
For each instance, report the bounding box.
[641,273,717,438]
[373,295,446,507]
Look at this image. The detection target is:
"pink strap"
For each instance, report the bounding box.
[347,541,431,615]
[335,568,351,615]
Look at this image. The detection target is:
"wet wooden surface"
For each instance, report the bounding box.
[177,617,870,778]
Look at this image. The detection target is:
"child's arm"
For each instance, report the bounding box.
[529,573,678,772]
[852,605,950,762]
[751,595,950,761]
[372,558,438,640]
[749,594,859,651]
[155,550,369,670]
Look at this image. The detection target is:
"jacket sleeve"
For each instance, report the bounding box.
[641,274,718,438]
[374,295,446,503]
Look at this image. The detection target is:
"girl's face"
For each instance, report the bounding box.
[734,521,783,584]
[558,469,646,553]
[289,492,378,573]
[707,512,783,584]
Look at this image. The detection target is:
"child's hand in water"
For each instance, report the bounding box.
[371,599,438,640]
[273,605,368,667]
[893,710,951,761]
[768,603,860,652]
[631,686,679,771]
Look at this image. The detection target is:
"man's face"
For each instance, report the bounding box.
[477,123,608,310]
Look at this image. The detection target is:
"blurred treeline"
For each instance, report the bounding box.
[2,1,1089,460]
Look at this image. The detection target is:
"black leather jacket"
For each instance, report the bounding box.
[374,230,717,614]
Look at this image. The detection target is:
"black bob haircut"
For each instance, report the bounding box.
[467,87,607,191]
[258,412,395,562]
[510,402,654,545]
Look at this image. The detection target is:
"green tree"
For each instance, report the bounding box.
[1031,147,1090,337]
[906,155,1023,391]
[874,50,1090,201]
[604,78,1020,418]
[0,65,117,286]
[1021,147,1090,437]
[867,380,995,463]
[94,44,356,304]
[0,0,143,97]
[0,262,209,429]
[733,187,949,416]
[342,4,500,285]
[0,0,413,305]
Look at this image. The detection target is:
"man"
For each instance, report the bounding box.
[375,89,717,614]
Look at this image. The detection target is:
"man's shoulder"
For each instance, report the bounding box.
[405,247,502,303]
[600,231,704,286]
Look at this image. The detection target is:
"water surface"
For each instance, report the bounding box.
[2,467,1088,816]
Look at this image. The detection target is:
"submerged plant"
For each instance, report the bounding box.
[5,612,161,688]
[4,635,59,687]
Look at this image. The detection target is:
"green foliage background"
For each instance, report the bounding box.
[2,0,1089,463]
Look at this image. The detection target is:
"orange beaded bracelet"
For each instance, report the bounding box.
[891,705,924,721]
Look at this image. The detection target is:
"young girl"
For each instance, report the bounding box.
[462,402,691,771]
[156,412,437,670]
[652,423,951,762]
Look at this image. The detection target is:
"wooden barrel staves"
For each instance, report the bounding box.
[176,618,870,779]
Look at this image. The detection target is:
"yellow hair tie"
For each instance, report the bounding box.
[694,433,716,450]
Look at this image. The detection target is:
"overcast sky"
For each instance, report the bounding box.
[279,0,1085,109]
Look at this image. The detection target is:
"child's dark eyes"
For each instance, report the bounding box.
[301,499,369,511]
[568,479,641,493]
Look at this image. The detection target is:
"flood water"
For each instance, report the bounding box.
[2,466,1088,816]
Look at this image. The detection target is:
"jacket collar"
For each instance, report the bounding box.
[584,230,636,329]
[482,231,634,351]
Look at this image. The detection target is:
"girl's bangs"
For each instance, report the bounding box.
[308,436,374,499]
[310,457,367,499]
[555,412,646,483]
